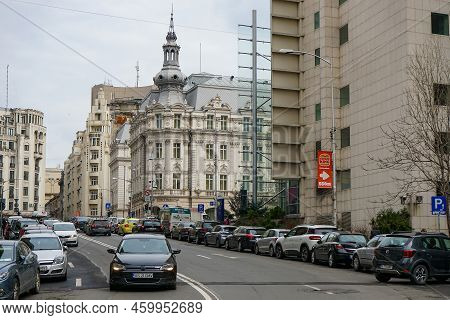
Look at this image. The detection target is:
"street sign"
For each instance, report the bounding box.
[105,203,111,210]
[210,201,215,206]
[198,204,205,213]
[162,204,169,209]
[431,196,447,215]
[317,151,333,189]
[217,198,225,222]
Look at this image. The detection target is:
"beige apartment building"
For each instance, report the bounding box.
[45,167,62,203]
[271,0,450,231]
[0,107,46,215]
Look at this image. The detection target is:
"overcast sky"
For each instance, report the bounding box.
[0,0,269,167]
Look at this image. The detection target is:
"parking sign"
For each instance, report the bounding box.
[198,204,205,213]
[431,196,447,215]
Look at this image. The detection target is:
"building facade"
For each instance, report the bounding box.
[271,0,450,231]
[45,167,62,203]
[0,107,46,216]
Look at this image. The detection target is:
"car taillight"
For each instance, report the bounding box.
[403,249,416,258]
[309,235,322,240]
[125,224,129,228]
[335,244,344,250]
[92,224,96,228]
[245,234,255,240]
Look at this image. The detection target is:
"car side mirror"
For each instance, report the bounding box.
[107,249,116,254]
[317,240,322,244]
[172,249,181,254]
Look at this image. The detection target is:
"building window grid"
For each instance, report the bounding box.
[220,116,228,131]
[156,143,163,159]
[340,85,350,107]
[173,173,181,190]
[206,115,214,130]
[243,145,250,162]
[341,127,351,148]
[174,114,181,129]
[339,24,348,45]
[206,174,213,191]
[156,114,163,129]
[315,103,321,121]
[219,175,228,191]
[206,144,214,160]
[431,13,449,36]
[315,48,321,66]
[173,143,181,159]
[220,145,227,160]
[243,117,250,132]
[314,11,320,29]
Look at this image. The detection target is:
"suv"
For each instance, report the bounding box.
[374,232,450,285]
[275,224,337,261]
[188,221,219,244]
[85,218,111,236]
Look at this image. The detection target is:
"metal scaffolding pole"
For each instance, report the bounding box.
[251,10,258,207]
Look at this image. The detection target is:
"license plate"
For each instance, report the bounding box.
[40,266,48,272]
[132,273,153,279]
[380,265,392,270]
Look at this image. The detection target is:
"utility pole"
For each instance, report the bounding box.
[251,10,258,207]
[135,61,140,87]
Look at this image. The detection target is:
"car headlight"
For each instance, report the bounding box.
[71,234,77,238]
[111,262,126,272]
[0,271,9,281]
[160,264,175,272]
[53,256,65,264]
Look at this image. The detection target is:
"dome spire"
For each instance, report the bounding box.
[166,4,177,42]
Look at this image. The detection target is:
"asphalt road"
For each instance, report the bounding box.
[25,233,450,300]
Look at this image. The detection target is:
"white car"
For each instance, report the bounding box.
[53,222,78,247]
[274,225,337,262]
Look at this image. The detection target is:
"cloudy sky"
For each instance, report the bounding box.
[0,0,269,167]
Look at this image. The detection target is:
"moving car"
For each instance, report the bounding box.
[352,234,386,271]
[22,225,50,236]
[117,218,139,235]
[85,218,111,236]
[160,207,192,236]
[73,217,89,232]
[311,232,367,267]
[21,233,68,281]
[204,225,237,247]
[53,222,78,247]
[188,221,219,244]
[171,222,194,241]
[255,229,289,256]
[224,226,266,252]
[112,218,125,234]
[275,225,337,261]
[0,240,40,300]
[107,234,181,290]
[139,219,163,234]
[374,232,450,285]
[43,219,59,229]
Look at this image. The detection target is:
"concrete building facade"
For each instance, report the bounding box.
[271,0,450,231]
[45,167,62,203]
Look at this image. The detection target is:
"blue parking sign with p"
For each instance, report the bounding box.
[431,196,447,215]
[198,204,204,213]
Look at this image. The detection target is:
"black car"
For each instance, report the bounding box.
[224,226,266,252]
[352,234,386,271]
[85,219,111,236]
[311,232,367,267]
[204,225,237,247]
[171,222,194,241]
[74,217,89,232]
[255,229,289,256]
[107,234,180,290]
[188,221,219,244]
[139,219,163,234]
[374,232,450,285]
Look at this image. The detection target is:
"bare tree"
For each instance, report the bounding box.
[373,39,450,231]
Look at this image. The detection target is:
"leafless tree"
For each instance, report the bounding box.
[373,39,450,231]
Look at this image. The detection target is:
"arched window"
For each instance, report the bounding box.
[171,49,175,60]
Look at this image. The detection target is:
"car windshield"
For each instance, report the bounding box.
[223,227,236,233]
[278,231,288,237]
[313,228,337,235]
[248,229,265,235]
[118,238,170,254]
[22,237,62,251]
[93,220,108,226]
[0,245,14,262]
[144,220,160,226]
[44,220,58,227]
[204,222,218,229]
[128,219,139,225]
[54,224,76,231]
[379,236,410,247]
[339,234,367,245]
[21,220,39,227]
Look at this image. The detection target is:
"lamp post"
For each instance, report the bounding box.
[278,49,337,226]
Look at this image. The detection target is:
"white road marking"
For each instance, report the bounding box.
[68,262,74,268]
[212,253,237,259]
[326,291,334,295]
[76,278,82,287]
[304,285,321,291]
[197,255,211,260]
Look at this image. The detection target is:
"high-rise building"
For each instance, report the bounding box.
[271,0,450,231]
[0,107,46,215]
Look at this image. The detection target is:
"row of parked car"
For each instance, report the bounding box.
[170,221,450,285]
[71,216,163,236]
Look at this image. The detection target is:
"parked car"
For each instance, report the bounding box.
[112,218,125,234]
[10,219,39,239]
[117,218,139,235]
[224,226,266,252]
[24,229,54,235]
[171,222,195,241]
[43,219,59,229]
[140,219,163,234]
[108,217,119,233]
[374,232,450,285]
[74,217,89,232]
[188,221,219,244]
[85,218,111,236]
[204,225,237,247]
[22,225,50,236]
[352,234,386,271]
[53,222,78,247]
[255,229,289,256]
[275,225,337,261]
[311,231,368,267]
[107,234,180,290]
[0,240,40,300]
[21,233,68,281]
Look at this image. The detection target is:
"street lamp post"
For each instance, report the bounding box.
[278,49,337,226]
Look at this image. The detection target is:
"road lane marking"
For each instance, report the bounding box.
[197,255,211,260]
[76,278,82,287]
[212,253,237,259]
[326,292,334,295]
[304,285,321,291]
[68,262,74,268]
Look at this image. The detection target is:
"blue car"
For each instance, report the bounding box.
[0,240,40,300]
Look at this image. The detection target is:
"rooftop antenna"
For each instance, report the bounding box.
[135,61,140,87]
[200,43,202,73]
[6,64,9,108]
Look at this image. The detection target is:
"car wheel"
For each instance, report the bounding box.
[328,252,336,268]
[30,272,40,294]
[254,244,260,255]
[187,235,192,243]
[311,249,318,264]
[12,278,20,300]
[300,246,310,262]
[275,245,284,259]
[375,273,391,283]
[238,240,244,252]
[225,240,230,250]
[353,255,361,271]
[215,238,221,248]
[411,264,429,285]
[204,237,209,246]
[269,245,275,257]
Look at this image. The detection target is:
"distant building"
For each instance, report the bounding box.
[45,172,63,220]
[45,167,62,203]
[0,107,46,216]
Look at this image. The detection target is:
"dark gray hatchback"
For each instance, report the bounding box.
[374,233,450,285]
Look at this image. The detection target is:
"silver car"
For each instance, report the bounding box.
[20,233,68,281]
[53,222,78,247]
